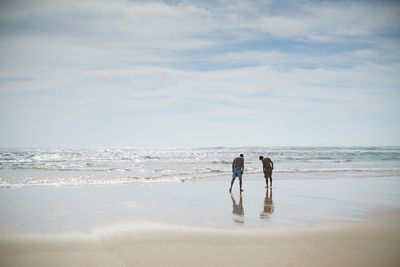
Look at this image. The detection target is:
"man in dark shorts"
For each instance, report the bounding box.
[229,154,244,193]
[259,155,273,188]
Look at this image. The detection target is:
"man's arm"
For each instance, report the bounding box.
[271,160,274,169]
[232,159,235,171]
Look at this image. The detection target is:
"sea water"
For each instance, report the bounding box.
[0,147,399,187]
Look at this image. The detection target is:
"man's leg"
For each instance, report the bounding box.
[239,176,243,192]
[229,176,236,192]
[264,171,268,187]
[268,169,273,188]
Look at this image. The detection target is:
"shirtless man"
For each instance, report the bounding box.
[259,155,273,188]
[229,154,244,193]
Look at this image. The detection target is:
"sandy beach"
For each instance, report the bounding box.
[1,176,400,267]
[1,213,399,267]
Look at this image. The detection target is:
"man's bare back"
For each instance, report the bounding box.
[232,157,244,170]
[262,158,273,171]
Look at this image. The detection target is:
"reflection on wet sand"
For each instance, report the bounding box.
[230,193,244,224]
[260,188,274,219]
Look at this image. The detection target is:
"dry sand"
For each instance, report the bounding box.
[1,211,399,267]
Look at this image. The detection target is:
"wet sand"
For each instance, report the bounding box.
[1,212,400,267]
[0,177,400,266]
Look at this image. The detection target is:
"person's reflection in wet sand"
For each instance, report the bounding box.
[260,188,274,219]
[230,193,244,224]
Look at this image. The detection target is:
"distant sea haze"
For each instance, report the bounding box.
[0,147,399,187]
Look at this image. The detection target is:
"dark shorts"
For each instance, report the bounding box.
[264,168,272,178]
[232,167,243,178]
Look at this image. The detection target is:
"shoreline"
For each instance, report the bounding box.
[1,170,399,188]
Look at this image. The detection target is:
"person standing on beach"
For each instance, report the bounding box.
[229,154,244,193]
[259,155,273,188]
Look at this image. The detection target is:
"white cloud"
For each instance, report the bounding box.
[0,0,214,46]
[255,1,400,41]
[0,0,399,146]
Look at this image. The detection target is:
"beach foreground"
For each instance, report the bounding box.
[1,212,399,267]
[1,177,400,266]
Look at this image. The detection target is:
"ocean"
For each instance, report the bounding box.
[0,147,399,187]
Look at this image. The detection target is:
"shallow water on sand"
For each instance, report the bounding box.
[0,176,399,236]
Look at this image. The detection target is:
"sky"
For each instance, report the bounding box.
[0,0,399,147]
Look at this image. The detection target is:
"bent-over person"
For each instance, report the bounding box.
[229,154,244,193]
[259,155,273,188]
